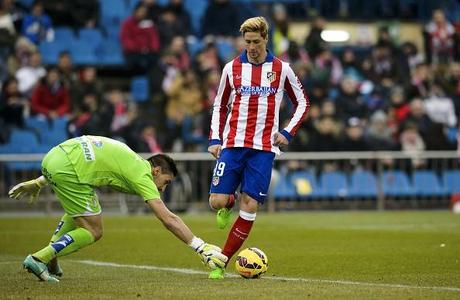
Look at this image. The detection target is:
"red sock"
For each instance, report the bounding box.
[225,193,236,209]
[222,215,254,262]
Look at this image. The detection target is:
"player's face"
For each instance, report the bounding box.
[152,167,174,192]
[243,31,268,63]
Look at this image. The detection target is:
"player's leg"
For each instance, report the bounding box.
[209,149,243,229]
[47,213,76,277]
[23,146,102,282]
[209,150,274,279]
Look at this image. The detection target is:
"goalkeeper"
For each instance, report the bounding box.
[9,135,227,282]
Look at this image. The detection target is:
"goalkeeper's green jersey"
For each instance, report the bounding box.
[58,135,160,201]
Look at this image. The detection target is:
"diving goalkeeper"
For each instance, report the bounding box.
[9,135,227,282]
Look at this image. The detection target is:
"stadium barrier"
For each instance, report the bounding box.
[0,151,459,214]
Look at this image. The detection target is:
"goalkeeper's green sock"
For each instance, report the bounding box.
[33,227,95,263]
[50,214,76,243]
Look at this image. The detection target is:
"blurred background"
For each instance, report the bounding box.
[0,0,459,213]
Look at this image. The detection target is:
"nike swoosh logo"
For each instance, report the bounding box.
[259,192,267,196]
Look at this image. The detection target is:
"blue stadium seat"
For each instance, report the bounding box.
[319,171,348,198]
[413,170,447,197]
[184,0,208,35]
[187,38,204,58]
[442,170,460,194]
[131,76,149,102]
[9,129,40,152]
[39,41,72,65]
[54,27,76,42]
[273,175,296,200]
[40,118,69,147]
[97,39,125,65]
[381,171,415,197]
[71,40,99,65]
[216,40,235,62]
[78,29,103,44]
[100,0,129,24]
[348,170,378,198]
[290,171,321,199]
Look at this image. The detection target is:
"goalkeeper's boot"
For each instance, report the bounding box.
[208,267,225,279]
[47,261,63,277]
[216,192,237,229]
[23,255,59,283]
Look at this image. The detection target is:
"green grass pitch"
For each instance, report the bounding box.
[0,211,459,299]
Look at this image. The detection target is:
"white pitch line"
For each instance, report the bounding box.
[75,260,460,293]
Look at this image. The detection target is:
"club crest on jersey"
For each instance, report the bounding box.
[212,176,220,186]
[266,71,277,83]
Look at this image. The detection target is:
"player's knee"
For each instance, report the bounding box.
[208,194,227,210]
[90,227,103,241]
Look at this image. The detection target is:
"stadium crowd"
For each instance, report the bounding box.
[0,0,459,155]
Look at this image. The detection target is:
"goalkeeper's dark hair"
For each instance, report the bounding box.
[147,154,178,177]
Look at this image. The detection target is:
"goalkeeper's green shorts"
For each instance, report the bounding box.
[41,146,102,217]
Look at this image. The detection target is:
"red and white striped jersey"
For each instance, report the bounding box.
[209,51,310,154]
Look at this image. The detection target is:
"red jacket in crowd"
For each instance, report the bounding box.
[120,17,160,54]
[30,83,70,116]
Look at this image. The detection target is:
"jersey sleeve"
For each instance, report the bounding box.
[282,64,310,137]
[209,63,232,145]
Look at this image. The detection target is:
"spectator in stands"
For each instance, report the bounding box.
[106,88,137,141]
[120,3,161,73]
[136,124,163,153]
[6,37,37,76]
[304,16,327,59]
[441,62,460,119]
[271,3,292,56]
[193,41,223,77]
[423,9,459,67]
[399,122,426,168]
[30,67,71,119]
[389,85,410,128]
[375,26,398,55]
[68,91,112,137]
[365,110,397,150]
[70,66,103,112]
[424,83,457,128]
[0,77,29,128]
[15,51,46,96]
[201,0,240,37]
[402,98,433,141]
[21,0,54,45]
[398,42,424,85]
[0,0,17,79]
[407,63,432,100]
[168,0,191,34]
[308,116,341,152]
[69,0,99,28]
[143,0,162,24]
[339,117,371,151]
[280,41,309,67]
[310,48,343,89]
[202,68,221,110]
[57,51,77,88]
[335,76,367,121]
[367,44,398,86]
[157,6,187,47]
[340,47,363,81]
[168,36,190,71]
[165,69,203,126]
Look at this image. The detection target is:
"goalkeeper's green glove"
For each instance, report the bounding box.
[8,176,47,204]
[190,237,228,269]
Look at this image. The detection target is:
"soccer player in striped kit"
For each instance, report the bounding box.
[207,16,310,279]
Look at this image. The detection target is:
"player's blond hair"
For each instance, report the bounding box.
[239,17,269,39]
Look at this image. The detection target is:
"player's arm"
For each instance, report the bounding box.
[208,64,232,159]
[8,175,48,204]
[146,199,227,269]
[279,65,310,145]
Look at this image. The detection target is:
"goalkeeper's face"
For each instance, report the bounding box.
[152,167,174,192]
[243,31,268,63]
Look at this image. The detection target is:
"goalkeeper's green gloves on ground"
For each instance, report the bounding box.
[8,176,47,204]
[190,237,228,269]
